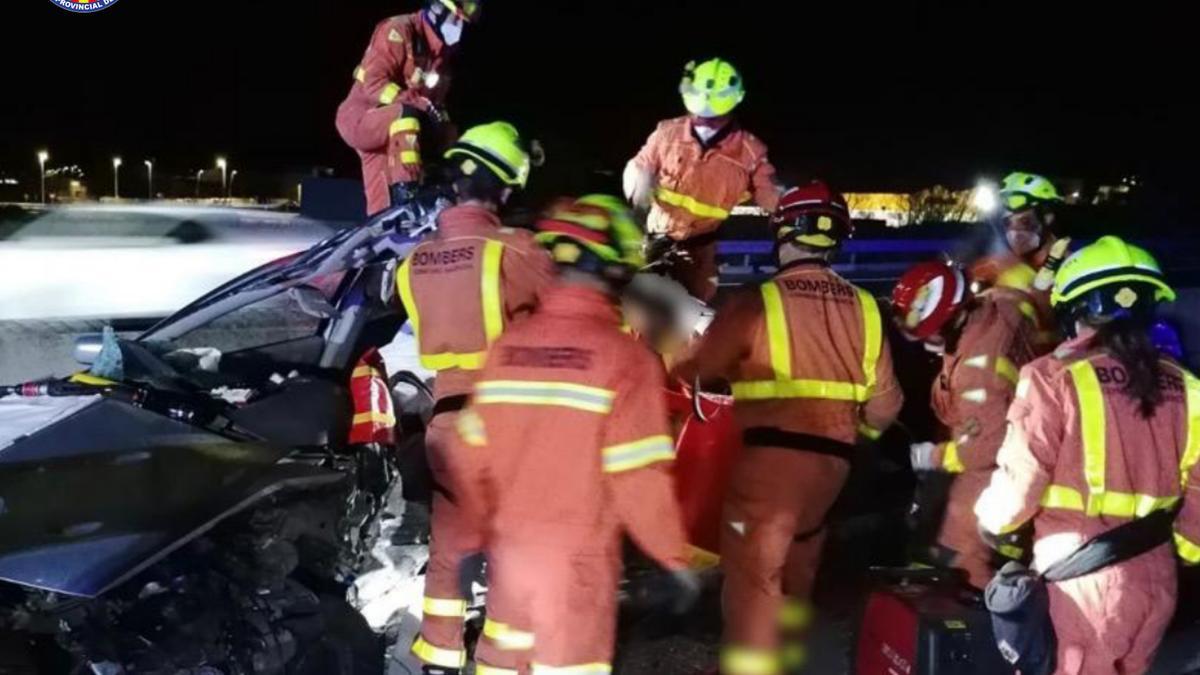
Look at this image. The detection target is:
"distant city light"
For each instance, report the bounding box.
[971,182,998,214]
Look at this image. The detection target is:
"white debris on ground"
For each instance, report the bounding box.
[341,481,435,675]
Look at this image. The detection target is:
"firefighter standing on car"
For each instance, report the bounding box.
[976,236,1200,674]
[447,195,699,675]
[674,182,903,675]
[336,0,480,216]
[891,260,1043,588]
[395,121,556,675]
[624,57,782,301]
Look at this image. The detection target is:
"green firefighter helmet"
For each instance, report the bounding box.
[679,58,746,118]
[999,172,1063,212]
[444,121,531,188]
[535,194,645,283]
[1052,235,1175,326]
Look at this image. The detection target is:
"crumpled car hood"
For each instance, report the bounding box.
[0,397,343,597]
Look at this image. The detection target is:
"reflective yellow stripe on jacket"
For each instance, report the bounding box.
[1179,366,1200,488]
[1175,367,1200,563]
[1039,360,1200,519]
[731,282,882,403]
[654,186,730,220]
[475,380,616,414]
[397,240,506,372]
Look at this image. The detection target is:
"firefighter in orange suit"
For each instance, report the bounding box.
[624,57,781,301]
[451,195,700,675]
[336,0,480,216]
[891,261,1043,589]
[977,236,1200,674]
[971,171,1071,350]
[674,182,903,675]
[395,121,555,675]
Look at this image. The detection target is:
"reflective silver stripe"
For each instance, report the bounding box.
[602,435,675,473]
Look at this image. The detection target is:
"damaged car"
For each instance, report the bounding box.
[0,214,434,674]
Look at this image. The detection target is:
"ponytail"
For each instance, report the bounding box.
[1094,319,1164,418]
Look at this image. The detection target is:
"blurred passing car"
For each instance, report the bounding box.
[0,205,335,321]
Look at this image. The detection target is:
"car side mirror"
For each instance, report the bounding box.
[288,285,338,319]
[73,333,104,366]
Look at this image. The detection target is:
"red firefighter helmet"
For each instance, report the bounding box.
[769,181,853,250]
[891,261,970,340]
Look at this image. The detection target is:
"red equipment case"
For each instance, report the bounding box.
[856,574,1011,675]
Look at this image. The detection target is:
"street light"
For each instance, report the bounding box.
[216,157,228,196]
[228,169,238,198]
[112,157,122,198]
[37,150,49,204]
[144,160,154,199]
[195,169,205,199]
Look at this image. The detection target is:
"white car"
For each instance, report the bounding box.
[0,205,335,321]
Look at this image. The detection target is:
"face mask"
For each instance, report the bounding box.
[439,15,465,46]
[1006,229,1042,256]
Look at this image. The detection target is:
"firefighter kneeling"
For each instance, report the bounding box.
[449,195,701,675]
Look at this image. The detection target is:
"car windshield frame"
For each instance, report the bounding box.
[138,209,421,345]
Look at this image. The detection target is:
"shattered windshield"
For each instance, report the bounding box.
[145,270,346,375]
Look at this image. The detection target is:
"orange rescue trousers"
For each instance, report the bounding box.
[475,540,621,674]
[721,447,850,674]
[335,100,424,216]
[412,412,483,670]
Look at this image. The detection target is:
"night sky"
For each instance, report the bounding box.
[1,1,1195,198]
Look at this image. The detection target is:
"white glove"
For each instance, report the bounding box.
[910,442,939,471]
[623,161,657,210]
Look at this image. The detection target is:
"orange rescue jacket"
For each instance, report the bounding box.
[928,287,1043,474]
[977,336,1200,568]
[452,285,690,568]
[343,12,451,115]
[396,205,557,402]
[678,260,903,447]
[631,117,780,241]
